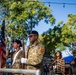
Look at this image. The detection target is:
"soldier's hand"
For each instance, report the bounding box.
[21,58,27,63]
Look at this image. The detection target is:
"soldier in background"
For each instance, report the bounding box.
[21,30,45,75]
[11,39,23,75]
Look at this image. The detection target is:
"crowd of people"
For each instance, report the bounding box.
[43,51,76,75]
[5,30,76,75]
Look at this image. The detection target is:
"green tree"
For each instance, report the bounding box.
[0,0,55,40]
[69,42,76,51]
[41,14,76,54]
[41,24,63,54]
[61,14,76,45]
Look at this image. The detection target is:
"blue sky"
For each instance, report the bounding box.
[33,0,76,35]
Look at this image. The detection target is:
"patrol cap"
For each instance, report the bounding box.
[28,30,39,36]
[13,39,22,47]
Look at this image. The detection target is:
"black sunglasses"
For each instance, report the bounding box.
[28,34,36,38]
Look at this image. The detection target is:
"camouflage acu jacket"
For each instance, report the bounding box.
[25,41,45,75]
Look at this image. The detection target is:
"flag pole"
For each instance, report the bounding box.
[22,39,26,75]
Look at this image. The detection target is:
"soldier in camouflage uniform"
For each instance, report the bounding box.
[21,30,45,75]
[11,39,23,75]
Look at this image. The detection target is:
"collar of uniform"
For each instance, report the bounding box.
[15,48,21,52]
[29,41,39,48]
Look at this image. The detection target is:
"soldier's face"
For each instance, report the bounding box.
[13,42,19,49]
[28,34,37,43]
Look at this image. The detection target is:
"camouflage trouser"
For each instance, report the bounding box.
[26,66,37,75]
[26,65,43,75]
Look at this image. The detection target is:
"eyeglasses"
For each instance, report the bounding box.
[28,34,35,38]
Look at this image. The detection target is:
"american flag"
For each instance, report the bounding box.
[0,20,6,68]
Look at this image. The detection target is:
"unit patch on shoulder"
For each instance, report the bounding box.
[40,49,45,53]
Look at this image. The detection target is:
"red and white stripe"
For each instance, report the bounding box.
[0,39,6,68]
